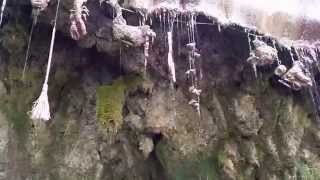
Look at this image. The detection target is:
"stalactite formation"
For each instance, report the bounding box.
[1,1,320,179]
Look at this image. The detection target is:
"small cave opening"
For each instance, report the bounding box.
[145,132,168,180]
[151,132,163,147]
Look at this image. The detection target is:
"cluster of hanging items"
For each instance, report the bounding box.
[29,0,61,121]
[22,0,50,80]
[274,44,313,91]
[185,13,202,115]
[246,33,314,91]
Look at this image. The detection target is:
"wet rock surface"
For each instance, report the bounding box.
[0,1,319,180]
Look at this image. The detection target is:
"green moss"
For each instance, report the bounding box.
[96,80,126,133]
[217,150,227,168]
[0,59,42,138]
[0,101,29,136]
[172,156,219,180]
[156,141,219,180]
[296,161,320,180]
[0,22,27,54]
[96,74,143,133]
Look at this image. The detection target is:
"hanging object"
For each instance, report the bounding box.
[186,42,201,115]
[274,64,287,76]
[140,14,152,77]
[247,37,278,78]
[247,38,278,66]
[144,35,150,77]
[0,0,7,26]
[275,61,312,91]
[29,0,61,121]
[22,14,38,80]
[246,34,257,77]
[184,13,202,115]
[70,0,89,40]
[22,0,51,80]
[31,0,50,11]
[167,31,176,82]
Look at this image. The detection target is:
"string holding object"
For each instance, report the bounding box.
[29,0,61,121]
[22,8,40,80]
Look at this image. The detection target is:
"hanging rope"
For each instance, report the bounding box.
[0,0,7,26]
[22,9,40,80]
[29,0,61,121]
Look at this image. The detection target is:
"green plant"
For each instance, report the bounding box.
[96,74,143,133]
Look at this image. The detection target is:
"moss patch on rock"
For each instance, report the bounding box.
[156,140,219,180]
[96,74,143,133]
[296,161,320,180]
[0,101,29,136]
[0,55,42,138]
[0,22,27,54]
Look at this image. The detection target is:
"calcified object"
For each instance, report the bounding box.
[180,0,201,10]
[30,0,61,121]
[186,41,201,115]
[138,136,154,159]
[31,0,50,10]
[274,65,287,76]
[278,61,312,90]
[113,24,156,47]
[70,0,89,40]
[30,84,50,120]
[184,10,200,112]
[167,31,176,82]
[186,42,196,50]
[247,39,278,66]
[104,0,156,47]
[144,35,150,75]
[189,86,201,96]
[0,0,6,26]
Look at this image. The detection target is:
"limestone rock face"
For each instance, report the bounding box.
[0,112,9,180]
[0,1,318,180]
[232,94,263,136]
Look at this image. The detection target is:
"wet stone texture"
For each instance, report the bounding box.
[0,1,319,180]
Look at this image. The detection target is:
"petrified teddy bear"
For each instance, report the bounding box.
[247,39,278,66]
[275,61,312,90]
